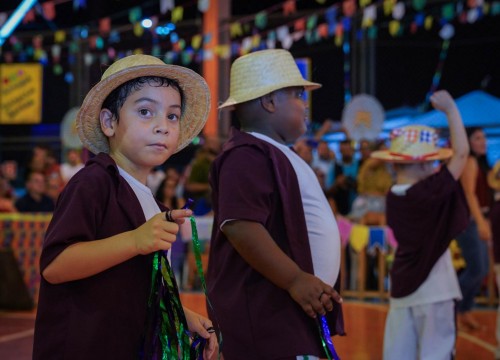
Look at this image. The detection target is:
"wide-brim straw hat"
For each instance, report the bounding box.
[77,54,210,155]
[219,49,321,109]
[371,125,452,163]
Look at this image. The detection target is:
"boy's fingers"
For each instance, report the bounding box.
[169,209,193,222]
[163,209,192,224]
[323,287,343,304]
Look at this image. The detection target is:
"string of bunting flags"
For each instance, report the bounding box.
[0,0,499,84]
[336,216,398,254]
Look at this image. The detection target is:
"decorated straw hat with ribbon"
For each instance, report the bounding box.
[219,49,321,109]
[371,125,452,163]
[77,54,210,155]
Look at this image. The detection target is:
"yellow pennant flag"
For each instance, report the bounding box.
[350,224,370,252]
[389,20,400,36]
[172,6,184,23]
[191,34,202,49]
[424,15,433,30]
[54,30,66,43]
[230,22,243,37]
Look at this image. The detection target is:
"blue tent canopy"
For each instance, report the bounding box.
[383,90,500,130]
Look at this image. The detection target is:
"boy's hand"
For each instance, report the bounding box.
[132,209,192,254]
[184,308,219,360]
[286,271,342,318]
[430,90,457,114]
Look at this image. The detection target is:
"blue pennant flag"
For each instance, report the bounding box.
[367,227,386,254]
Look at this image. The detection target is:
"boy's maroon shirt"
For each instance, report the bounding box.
[387,166,469,298]
[206,128,344,360]
[33,153,165,360]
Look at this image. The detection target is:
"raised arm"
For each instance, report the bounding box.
[429,90,469,180]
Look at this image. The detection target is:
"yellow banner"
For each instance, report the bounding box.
[0,63,43,124]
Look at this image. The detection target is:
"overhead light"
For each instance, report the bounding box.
[0,0,38,47]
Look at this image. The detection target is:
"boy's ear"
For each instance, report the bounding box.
[100,109,115,137]
[259,93,276,113]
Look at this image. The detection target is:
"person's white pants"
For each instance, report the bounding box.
[383,300,456,360]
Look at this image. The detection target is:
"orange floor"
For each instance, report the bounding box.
[1,294,498,359]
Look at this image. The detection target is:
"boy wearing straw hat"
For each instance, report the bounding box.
[372,91,469,360]
[33,55,218,360]
[206,49,344,359]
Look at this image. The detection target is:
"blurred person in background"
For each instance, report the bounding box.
[60,149,85,184]
[0,171,17,213]
[15,171,55,212]
[456,127,492,331]
[184,135,220,216]
[329,139,359,216]
[155,170,187,288]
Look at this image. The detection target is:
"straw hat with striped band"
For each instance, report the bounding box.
[77,54,210,155]
[371,125,452,163]
[219,49,321,109]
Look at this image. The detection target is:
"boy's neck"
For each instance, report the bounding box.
[242,126,287,145]
[395,173,419,186]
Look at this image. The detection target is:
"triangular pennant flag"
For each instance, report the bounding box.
[255,11,268,29]
[294,18,306,31]
[54,30,66,43]
[129,7,142,24]
[317,23,328,38]
[0,13,7,27]
[23,9,36,24]
[367,227,386,254]
[350,224,370,252]
[306,14,318,30]
[229,22,243,38]
[42,1,56,21]
[198,0,209,12]
[362,5,377,28]
[99,17,111,36]
[160,0,175,14]
[343,0,357,17]
[283,0,297,16]
[337,217,353,246]
[171,6,184,23]
[385,227,398,248]
[191,34,202,49]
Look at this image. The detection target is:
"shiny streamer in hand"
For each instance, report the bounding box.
[142,249,203,359]
[317,314,340,360]
[189,216,223,358]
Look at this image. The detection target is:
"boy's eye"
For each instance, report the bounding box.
[295,89,305,99]
[168,113,180,121]
[139,109,151,116]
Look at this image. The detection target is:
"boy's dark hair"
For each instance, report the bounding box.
[102,76,184,122]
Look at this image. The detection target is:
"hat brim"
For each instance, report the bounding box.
[218,80,321,109]
[370,148,453,163]
[77,64,210,155]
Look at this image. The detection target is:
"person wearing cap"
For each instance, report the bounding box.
[33,55,218,359]
[206,49,344,359]
[375,90,469,360]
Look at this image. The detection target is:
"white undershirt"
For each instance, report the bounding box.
[249,133,341,286]
[118,167,171,263]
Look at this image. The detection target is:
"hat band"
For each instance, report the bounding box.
[389,151,438,160]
